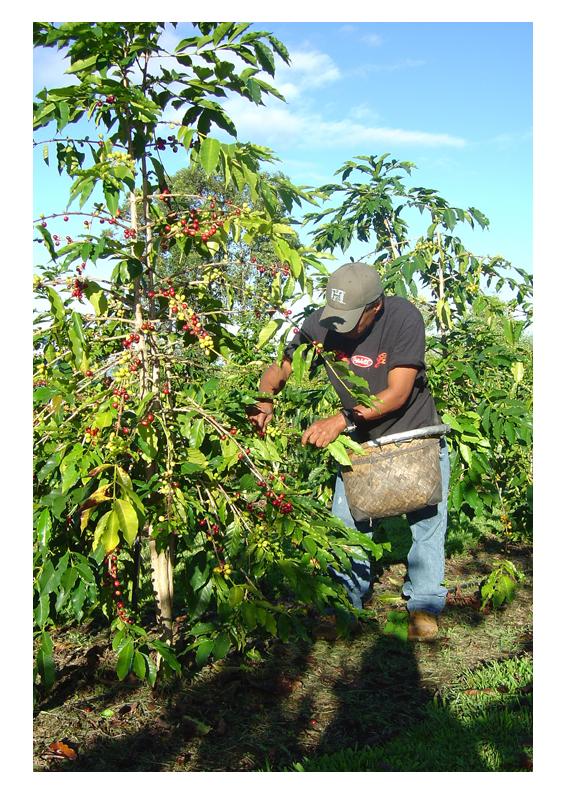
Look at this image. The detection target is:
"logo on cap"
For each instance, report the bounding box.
[330,288,346,304]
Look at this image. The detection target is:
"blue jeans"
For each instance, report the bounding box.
[329,439,450,615]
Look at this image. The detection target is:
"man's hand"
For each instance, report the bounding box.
[301,414,346,448]
[247,401,274,432]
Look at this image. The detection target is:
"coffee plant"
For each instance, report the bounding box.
[33,21,383,691]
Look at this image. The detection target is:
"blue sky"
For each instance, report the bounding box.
[33,20,532,278]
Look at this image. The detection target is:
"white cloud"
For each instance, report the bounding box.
[361,33,384,47]
[350,59,427,78]
[223,96,466,150]
[287,49,341,87]
[271,48,341,100]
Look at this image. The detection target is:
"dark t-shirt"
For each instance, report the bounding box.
[284,296,440,442]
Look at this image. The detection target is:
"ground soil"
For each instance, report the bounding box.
[33,537,532,772]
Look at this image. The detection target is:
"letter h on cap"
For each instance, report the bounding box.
[330,288,346,304]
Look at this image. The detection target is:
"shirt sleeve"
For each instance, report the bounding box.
[388,306,425,370]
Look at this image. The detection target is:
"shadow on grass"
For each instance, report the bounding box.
[36,613,524,772]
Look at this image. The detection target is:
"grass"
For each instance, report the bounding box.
[279,654,532,772]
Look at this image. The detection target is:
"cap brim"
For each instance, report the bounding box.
[320,304,365,333]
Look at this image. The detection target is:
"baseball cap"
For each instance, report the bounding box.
[320,262,384,332]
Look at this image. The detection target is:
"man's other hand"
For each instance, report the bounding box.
[301,414,346,448]
[247,401,274,431]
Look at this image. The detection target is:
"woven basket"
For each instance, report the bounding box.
[341,436,442,521]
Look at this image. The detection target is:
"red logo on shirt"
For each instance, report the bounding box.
[351,354,374,368]
[374,352,388,368]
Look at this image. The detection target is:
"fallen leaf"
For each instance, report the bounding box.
[48,741,78,760]
[100,708,115,718]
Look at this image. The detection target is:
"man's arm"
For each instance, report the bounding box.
[301,366,418,447]
[352,366,418,424]
[247,358,293,431]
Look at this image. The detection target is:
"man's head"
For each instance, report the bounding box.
[320,262,384,335]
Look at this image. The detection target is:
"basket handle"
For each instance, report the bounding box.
[365,424,451,448]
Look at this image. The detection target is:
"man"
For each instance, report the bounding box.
[248,262,450,641]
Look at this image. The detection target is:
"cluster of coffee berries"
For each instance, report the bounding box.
[180,313,197,331]
[122,332,141,349]
[213,562,232,577]
[162,383,171,395]
[104,551,133,624]
[167,289,192,322]
[155,135,178,153]
[111,385,130,407]
[139,412,155,428]
[203,267,224,286]
[124,227,137,240]
[70,277,85,300]
[140,320,155,332]
[264,423,280,438]
[252,258,291,279]
[198,518,221,538]
[34,361,48,387]
[85,426,101,440]
[181,312,214,349]
[258,478,293,514]
[500,513,513,531]
[198,333,214,351]
[95,95,116,108]
[182,207,220,241]
[127,357,142,373]
[75,261,87,276]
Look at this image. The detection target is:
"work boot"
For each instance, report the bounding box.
[407,610,438,641]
